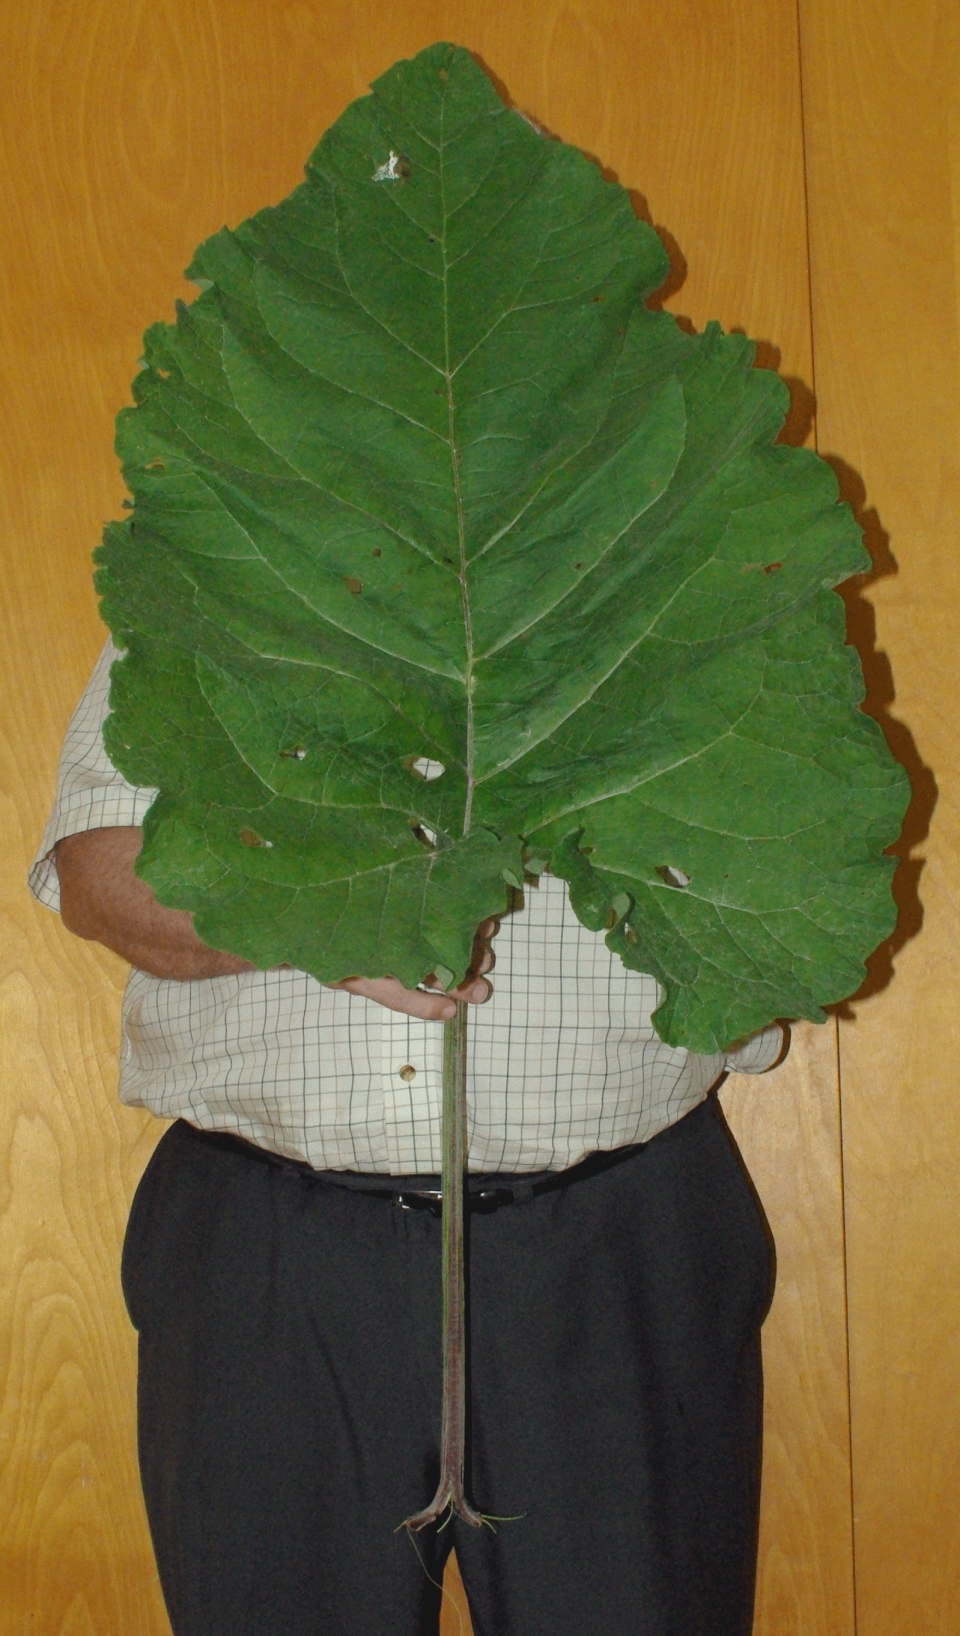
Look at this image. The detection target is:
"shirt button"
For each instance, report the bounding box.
[398,1064,417,1081]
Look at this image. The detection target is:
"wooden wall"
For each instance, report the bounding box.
[0,3,954,1631]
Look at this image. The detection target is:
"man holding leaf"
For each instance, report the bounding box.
[36,684,783,1635]
[32,40,906,1636]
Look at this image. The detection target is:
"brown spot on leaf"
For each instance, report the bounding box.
[240,827,273,848]
[145,458,166,471]
[279,746,307,760]
[372,547,381,557]
[344,576,362,595]
[763,561,783,574]
[656,864,690,888]
[592,294,603,302]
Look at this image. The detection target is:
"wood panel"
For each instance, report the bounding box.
[798,2,960,1631]
[721,1030,855,1636]
[0,3,856,1631]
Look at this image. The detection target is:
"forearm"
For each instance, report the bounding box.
[53,826,498,1010]
[55,827,254,980]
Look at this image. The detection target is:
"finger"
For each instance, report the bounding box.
[452,976,493,1005]
[467,918,499,977]
[334,974,459,1021]
[468,943,495,977]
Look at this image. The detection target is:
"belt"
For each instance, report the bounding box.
[181,1121,646,1217]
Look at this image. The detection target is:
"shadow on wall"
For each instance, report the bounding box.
[474,47,931,1011]
[825,462,935,1009]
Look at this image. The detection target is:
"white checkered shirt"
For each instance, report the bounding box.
[30,642,783,1174]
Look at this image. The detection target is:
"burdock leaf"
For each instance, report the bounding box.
[95,41,909,1051]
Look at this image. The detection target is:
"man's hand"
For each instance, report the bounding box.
[331,920,498,1022]
[55,827,499,1015]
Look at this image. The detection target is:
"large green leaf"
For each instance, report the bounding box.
[94,41,909,1052]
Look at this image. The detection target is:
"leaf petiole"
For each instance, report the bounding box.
[402,1001,488,1531]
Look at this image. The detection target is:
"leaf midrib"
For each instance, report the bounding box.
[438,83,476,838]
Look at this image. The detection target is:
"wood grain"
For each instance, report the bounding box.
[798,2,960,1630]
[722,1030,856,1636]
[0,2,881,1631]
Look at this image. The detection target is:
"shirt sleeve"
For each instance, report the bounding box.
[723,1022,788,1075]
[28,639,159,914]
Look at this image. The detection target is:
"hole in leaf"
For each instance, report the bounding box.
[411,822,438,847]
[521,847,549,875]
[605,891,631,927]
[344,576,362,595]
[372,151,410,182]
[240,827,273,849]
[156,368,170,379]
[406,755,445,781]
[279,745,307,760]
[656,865,690,888]
[626,925,638,944]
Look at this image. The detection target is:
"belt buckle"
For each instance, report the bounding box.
[396,1189,444,1217]
[395,1186,513,1217]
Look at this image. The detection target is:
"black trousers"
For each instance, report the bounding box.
[122,1098,773,1636]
